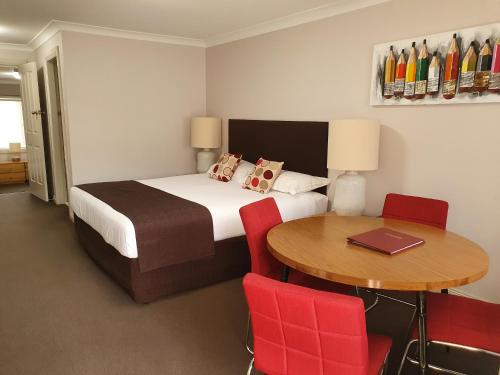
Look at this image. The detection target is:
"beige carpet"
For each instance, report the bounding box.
[0,182,29,194]
[0,192,497,375]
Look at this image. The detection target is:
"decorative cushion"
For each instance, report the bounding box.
[208,153,242,182]
[243,158,283,193]
[232,160,256,185]
[272,171,330,195]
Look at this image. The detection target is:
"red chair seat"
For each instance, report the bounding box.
[411,292,500,354]
[368,334,392,375]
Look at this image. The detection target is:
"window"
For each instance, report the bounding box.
[0,100,25,149]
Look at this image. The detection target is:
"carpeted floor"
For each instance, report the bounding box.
[0,192,498,375]
[0,182,29,194]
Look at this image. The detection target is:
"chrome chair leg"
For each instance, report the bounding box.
[245,313,254,355]
[365,293,379,312]
[400,339,500,375]
[397,339,418,375]
[380,354,390,375]
[364,288,416,308]
[356,287,380,312]
[246,357,254,375]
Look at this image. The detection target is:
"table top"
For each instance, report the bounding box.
[267,213,489,291]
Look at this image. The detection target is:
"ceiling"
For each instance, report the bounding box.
[0,0,383,46]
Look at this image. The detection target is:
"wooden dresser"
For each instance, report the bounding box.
[0,161,28,184]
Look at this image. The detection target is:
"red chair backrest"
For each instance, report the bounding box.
[243,273,369,375]
[239,198,283,278]
[382,193,449,230]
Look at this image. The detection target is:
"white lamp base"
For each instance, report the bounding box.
[197,149,217,173]
[333,171,366,216]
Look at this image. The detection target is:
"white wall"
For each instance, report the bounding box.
[206,0,500,302]
[40,31,206,185]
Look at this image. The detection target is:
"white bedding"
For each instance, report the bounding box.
[70,173,328,259]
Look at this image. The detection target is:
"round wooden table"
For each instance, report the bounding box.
[267,213,489,374]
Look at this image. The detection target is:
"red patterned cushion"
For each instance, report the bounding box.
[243,158,283,193]
[208,153,242,182]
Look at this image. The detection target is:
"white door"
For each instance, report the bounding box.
[18,62,49,202]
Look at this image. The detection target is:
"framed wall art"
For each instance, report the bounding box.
[370,22,500,106]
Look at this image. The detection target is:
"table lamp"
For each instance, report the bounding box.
[9,142,22,162]
[328,119,380,216]
[191,117,222,173]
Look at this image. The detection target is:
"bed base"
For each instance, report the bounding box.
[75,216,250,303]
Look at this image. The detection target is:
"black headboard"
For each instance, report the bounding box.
[228,119,329,194]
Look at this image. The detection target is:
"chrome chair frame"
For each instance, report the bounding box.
[245,313,253,355]
[247,352,390,375]
[397,339,500,375]
[356,287,416,310]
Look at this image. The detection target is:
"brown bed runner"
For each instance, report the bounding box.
[77,180,214,272]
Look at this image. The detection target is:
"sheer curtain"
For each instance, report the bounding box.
[0,100,25,149]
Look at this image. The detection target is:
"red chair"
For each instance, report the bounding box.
[384,193,449,296]
[382,193,449,230]
[239,198,352,354]
[398,292,500,374]
[243,273,392,375]
[360,193,450,309]
[239,198,351,290]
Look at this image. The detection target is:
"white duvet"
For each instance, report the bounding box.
[70,173,328,258]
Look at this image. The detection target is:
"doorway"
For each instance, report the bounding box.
[16,51,69,205]
[0,66,29,195]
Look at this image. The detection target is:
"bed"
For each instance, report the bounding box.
[71,119,330,303]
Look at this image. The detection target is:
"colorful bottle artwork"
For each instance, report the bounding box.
[489,37,500,93]
[426,51,440,96]
[383,45,396,98]
[458,42,477,93]
[415,39,429,99]
[443,33,460,99]
[394,49,406,97]
[474,39,493,92]
[404,42,417,99]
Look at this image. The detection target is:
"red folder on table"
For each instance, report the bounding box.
[347,227,425,255]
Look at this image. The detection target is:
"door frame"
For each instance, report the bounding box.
[41,47,72,205]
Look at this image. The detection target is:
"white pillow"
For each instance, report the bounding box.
[272,170,330,195]
[231,160,256,185]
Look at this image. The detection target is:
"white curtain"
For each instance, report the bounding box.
[0,100,25,149]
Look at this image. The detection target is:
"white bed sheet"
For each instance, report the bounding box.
[70,173,328,259]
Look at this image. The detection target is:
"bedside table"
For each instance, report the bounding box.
[0,161,28,184]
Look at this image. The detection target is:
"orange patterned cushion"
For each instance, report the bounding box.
[243,158,284,193]
[208,153,242,182]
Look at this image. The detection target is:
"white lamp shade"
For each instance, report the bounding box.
[190,117,221,149]
[9,142,21,153]
[327,119,380,171]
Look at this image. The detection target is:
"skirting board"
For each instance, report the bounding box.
[370,22,500,106]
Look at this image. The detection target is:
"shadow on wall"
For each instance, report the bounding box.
[364,124,406,216]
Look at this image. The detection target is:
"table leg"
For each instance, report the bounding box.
[281,265,290,282]
[417,291,427,374]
